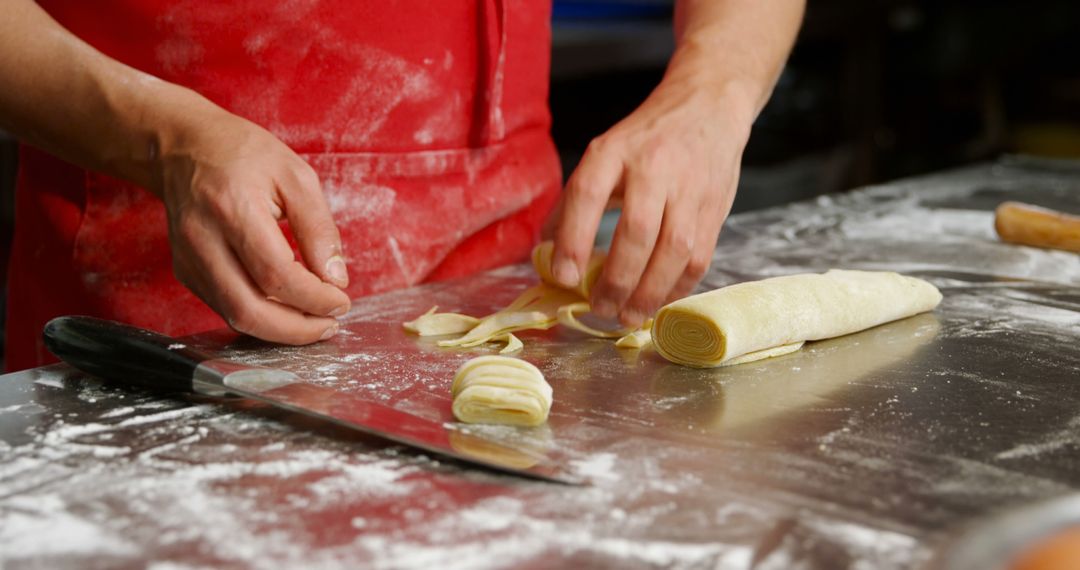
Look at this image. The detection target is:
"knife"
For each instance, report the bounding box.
[42,316,583,485]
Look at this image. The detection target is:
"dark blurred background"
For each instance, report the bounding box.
[0,0,1078,348]
[549,0,1080,213]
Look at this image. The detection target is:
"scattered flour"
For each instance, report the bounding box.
[2,160,1077,568]
[570,453,620,483]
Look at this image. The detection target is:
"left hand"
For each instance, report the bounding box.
[547,77,756,327]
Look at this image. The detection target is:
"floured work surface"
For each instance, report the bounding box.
[2,156,1080,569]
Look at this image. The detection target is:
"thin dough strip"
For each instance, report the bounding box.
[718,341,805,367]
[557,302,633,339]
[437,284,582,348]
[497,333,523,354]
[438,310,554,348]
[403,306,480,336]
[405,243,639,353]
[615,319,653,349]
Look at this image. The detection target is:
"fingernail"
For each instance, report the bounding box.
[592,299,616,318]
[326,255,348,287]
[319,323,339,341]
[553,257,580,287]
[328,303,350,317]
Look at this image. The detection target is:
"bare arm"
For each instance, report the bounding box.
[0,1,174,187]
[550,0,805,326]
[671,0,804,117]
[0,0,351,343]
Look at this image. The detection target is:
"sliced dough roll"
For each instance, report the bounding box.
[451,356,552,426]
[652,269,942,368]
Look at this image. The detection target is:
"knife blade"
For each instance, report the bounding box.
[42,316,583,485]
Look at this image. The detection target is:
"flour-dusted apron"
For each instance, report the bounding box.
[6,1,561,370]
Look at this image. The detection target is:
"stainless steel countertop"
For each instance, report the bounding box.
[2,156,1079,569]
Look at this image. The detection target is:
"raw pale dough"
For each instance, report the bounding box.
[615,319,654,349]
[652,269,942,368]
[557,302,633,339]
[403,306,479,336]
[497,333,523,354]
[404,242,614,352]
[718,341,805,367]
[436,284,581,348]
[451,355,552,426]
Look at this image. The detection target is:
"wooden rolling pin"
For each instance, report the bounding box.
[994,201,1080,253]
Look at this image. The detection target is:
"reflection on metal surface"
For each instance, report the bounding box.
[191,360,301,397]
[218,366,301,394]
[447,424,554,470]
[239,381,580,485]
[648,313,941,434]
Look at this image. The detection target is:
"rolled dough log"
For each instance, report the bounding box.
[652,269,942,368]
[451,355,552,426]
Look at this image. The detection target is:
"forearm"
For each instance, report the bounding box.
[0,1,352,343]
[0,0,219,192]
[669,0,805,122]
[549,0,804,322]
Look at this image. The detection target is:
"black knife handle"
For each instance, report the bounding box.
[43,316,216,393]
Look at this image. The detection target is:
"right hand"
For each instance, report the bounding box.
[155,109,351,344]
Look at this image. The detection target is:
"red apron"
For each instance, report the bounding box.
[7,0,561,371]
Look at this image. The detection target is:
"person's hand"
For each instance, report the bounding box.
[548,77,756,327]
[155,109,350,344]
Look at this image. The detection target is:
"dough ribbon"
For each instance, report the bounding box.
[436,284,582,348]
[614,319,653,349]
[557,302,633,339]
[404,241,619,351]
[403,306,479,336]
